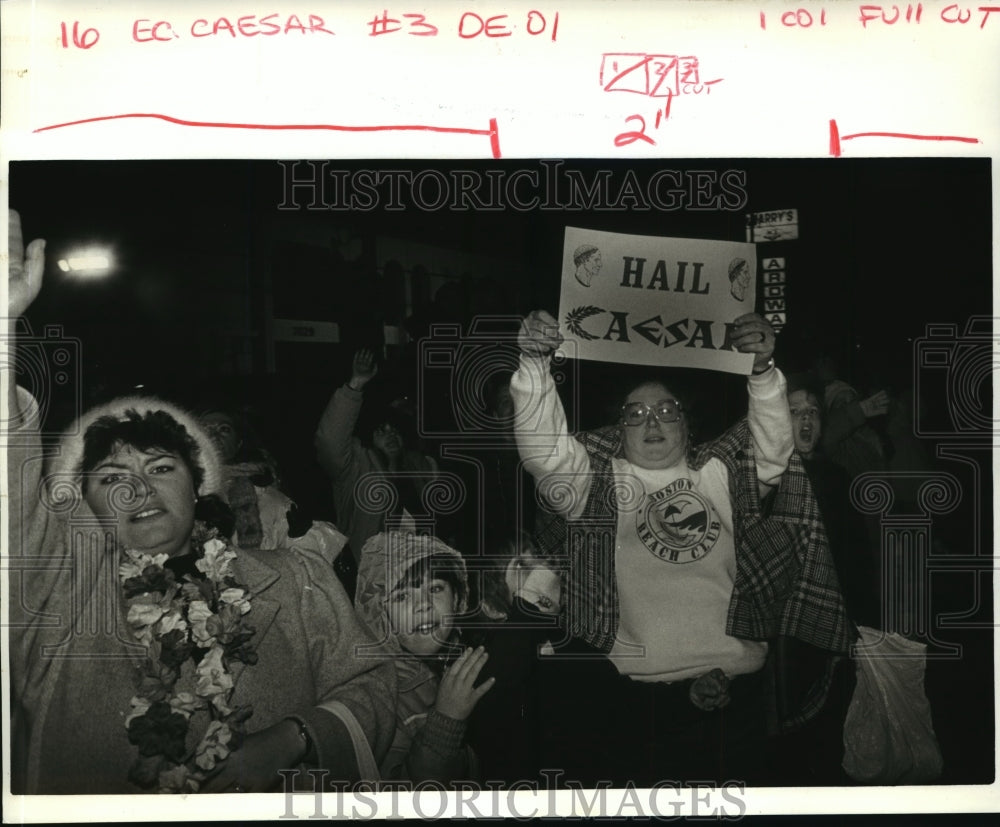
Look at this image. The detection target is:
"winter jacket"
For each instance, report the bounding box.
[354,530,474,782]
[7,389,396,794]
[315,385,438,560]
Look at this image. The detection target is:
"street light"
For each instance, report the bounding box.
[57,247,113,278]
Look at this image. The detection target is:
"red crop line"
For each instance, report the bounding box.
[488,118,500,159]
[33,112,503,157]
[841,130,981,145]
[829,118,980,157]
[829,118,841,156]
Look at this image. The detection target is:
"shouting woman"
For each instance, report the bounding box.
[6,211,395,794]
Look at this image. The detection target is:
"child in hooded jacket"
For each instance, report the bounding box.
[354,531,494,782]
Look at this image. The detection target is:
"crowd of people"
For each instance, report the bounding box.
[7,209,938,794]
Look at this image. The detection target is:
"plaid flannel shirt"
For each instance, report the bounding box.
[534,418,852,657]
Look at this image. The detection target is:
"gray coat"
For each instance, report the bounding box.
[8,389,396,794]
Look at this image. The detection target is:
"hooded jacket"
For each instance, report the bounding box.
[8,389,395,794]
[354,531,475,782]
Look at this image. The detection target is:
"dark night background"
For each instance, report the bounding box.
[11,158,991,415]
[9,157,995,785]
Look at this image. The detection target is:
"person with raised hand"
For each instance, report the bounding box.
[512,307,850,787]
[315,348,438,567]
[6,210,395,794]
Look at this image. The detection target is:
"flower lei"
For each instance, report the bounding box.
[119,528,257,793]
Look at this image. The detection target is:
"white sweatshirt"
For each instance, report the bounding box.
[511,356,792,681]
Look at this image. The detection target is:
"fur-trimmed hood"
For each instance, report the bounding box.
[44,395,223,518]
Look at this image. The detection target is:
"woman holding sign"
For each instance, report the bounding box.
[512,309,851,786]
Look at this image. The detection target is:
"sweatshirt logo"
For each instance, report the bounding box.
[636,478,720,563]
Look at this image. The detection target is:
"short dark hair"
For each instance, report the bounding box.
[616,373,699,441]
[363,407,414,447]
[81,409,204,492]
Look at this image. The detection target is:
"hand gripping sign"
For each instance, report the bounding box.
[557,226,756,374]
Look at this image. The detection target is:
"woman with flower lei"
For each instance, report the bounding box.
[7,210,395,795]
[118,533,258,792]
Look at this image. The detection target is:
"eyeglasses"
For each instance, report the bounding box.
[620,399,683,426]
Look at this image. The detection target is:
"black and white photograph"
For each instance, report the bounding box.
[4,157,994,816]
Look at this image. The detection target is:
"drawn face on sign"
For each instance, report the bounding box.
[728,258,751,301]
[573,244,603,287]
[620,381,689,470]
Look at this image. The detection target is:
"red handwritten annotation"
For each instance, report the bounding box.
[601,53,722,149]
[858,3,999,27]
[366,9,559,38]
[760,4,999,29]
[59,11,561,47]
[828,119,980,157]
[32,113,503,159]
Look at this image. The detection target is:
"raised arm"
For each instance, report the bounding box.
[5,208,54,582]
[5,211,72,793]
[730,313,793,494]
[5,210,45,426]
[509,310,592,520]
[821,385,889,450]
[314,349,376,477]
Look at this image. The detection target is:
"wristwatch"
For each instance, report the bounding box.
[751,357,775,376]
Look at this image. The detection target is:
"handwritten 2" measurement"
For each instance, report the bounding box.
[601,54,722,147]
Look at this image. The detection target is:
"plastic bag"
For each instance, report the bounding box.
[842,625,943,784]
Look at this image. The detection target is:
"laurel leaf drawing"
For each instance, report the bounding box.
[565,305,605,340]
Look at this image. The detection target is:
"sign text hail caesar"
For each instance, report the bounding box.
[558,228,758,374]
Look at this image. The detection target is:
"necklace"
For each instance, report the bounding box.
[118,528,257,792]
